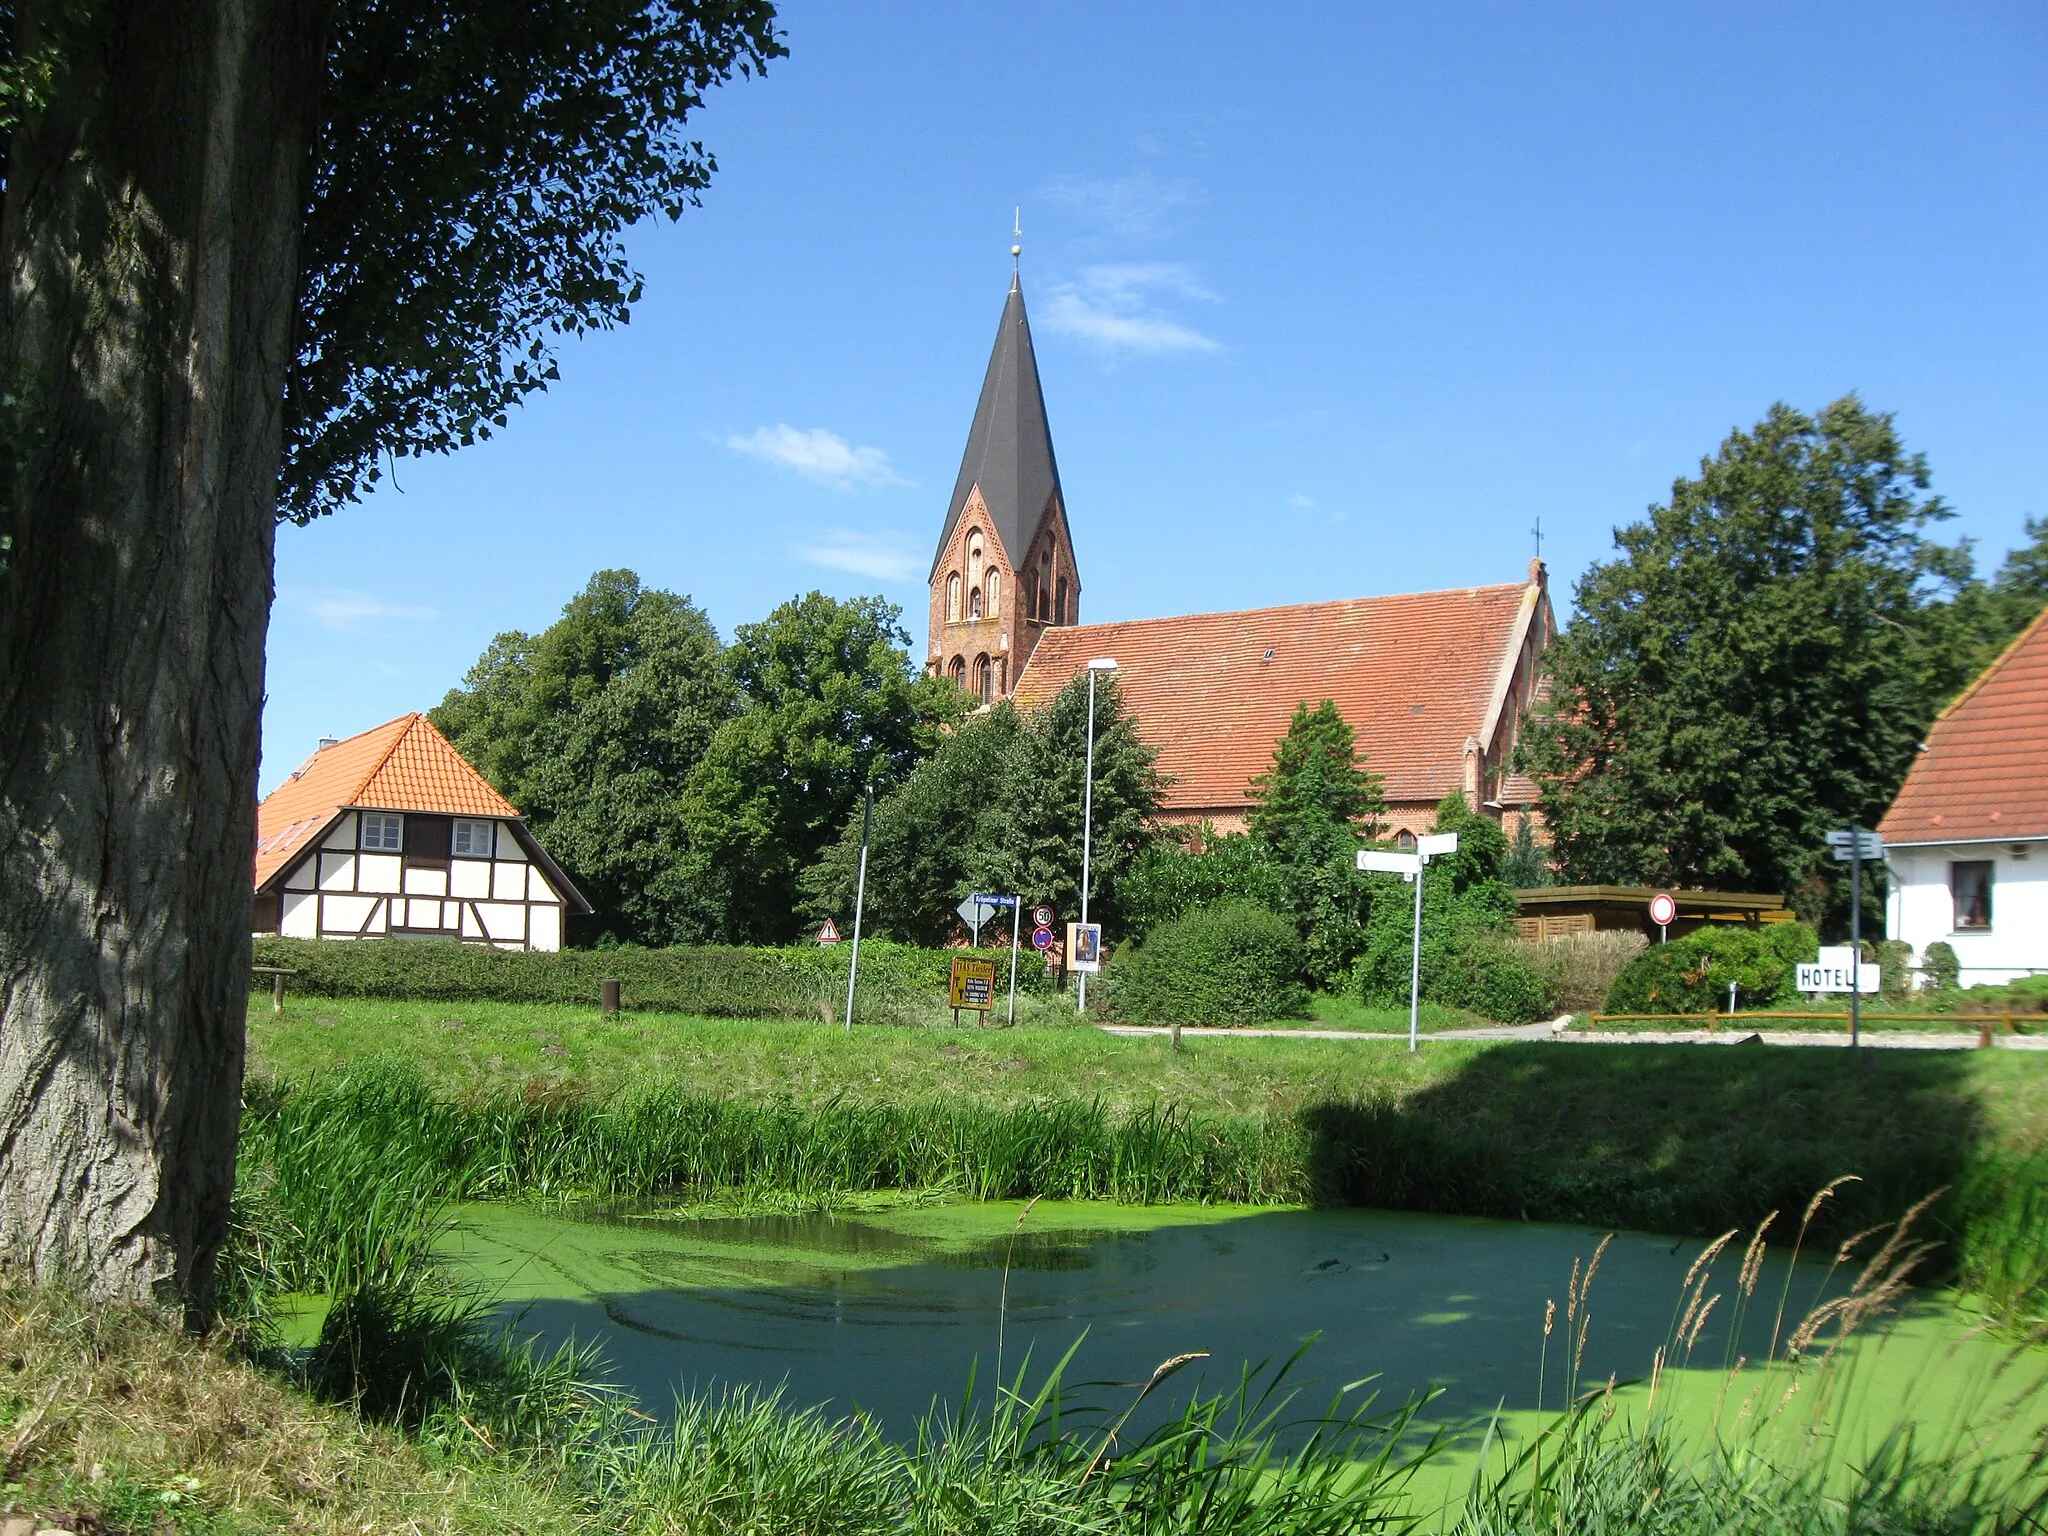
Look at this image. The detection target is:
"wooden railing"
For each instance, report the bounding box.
[1587,1010,2023,1043]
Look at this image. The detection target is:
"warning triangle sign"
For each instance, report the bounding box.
[817,919,842,945]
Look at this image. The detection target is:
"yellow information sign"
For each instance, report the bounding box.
[948,955,997,1013]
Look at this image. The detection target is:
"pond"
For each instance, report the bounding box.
[444,1198,2048,1465]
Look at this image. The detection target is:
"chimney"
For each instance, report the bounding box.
[317,736,340,751]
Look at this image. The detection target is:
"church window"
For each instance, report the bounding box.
[949,655,966,689]
[968,586,983,620]
[974,653,993,703]
[1055,576,1070,626]
[986,569,1000,617]
[1395,830,1416,852]
[1025,573,1037,621]
[946,573,961,623]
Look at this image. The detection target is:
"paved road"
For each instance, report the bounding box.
[1096,1022,2048,1051]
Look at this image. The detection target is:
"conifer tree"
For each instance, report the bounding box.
[1246,700,1387,860]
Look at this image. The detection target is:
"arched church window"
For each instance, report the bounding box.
[968,586,983,620]
[974,653,992,703]
[1040,553,1053,619]
[1025,573,1037,622]
[949,655,966,689]
[986,569,1000,617]
[946,573,961,624]
[1395,830,1416,852]
[1055,576,1070,626]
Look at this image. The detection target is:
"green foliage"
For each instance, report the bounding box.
[1355,795,1540,1021]
[806,668,1164,939]
[1117,832,1294,938]
[798,704,1024,944]
[431,570,733,945]
[1106,900,1311,1028]
[1501,816,1550,888]
[1922,940,1961,993]
[250,935,1050,1020]
[1952,515,2048,684]
[1520,398,1977,929]
[1876,939,1913,1003]
[682,592,965,943]
[1245,698,1385,856]
[280,1,784,520]
[1601,923,1819,1014]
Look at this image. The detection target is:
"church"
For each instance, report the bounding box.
[927,271,1554,846]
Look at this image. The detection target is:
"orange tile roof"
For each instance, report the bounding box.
[1880,605,2048,845]
[254,713,518,888]
[1012,579,1542,812]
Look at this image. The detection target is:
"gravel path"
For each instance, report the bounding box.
[1095,1022,2048,1051]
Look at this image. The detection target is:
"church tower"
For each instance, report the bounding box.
[928,270,1079,702]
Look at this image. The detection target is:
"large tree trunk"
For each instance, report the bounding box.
[0,0,327,1326]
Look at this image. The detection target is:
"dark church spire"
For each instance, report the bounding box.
[930,275,1065,577]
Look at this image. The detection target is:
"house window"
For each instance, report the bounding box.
[360,812,403,851]
[1952,861,1994,931]
[452,819,496,858]
[946,573,961,623]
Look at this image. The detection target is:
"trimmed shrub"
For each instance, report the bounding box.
[1431,934,1556,1024]
[1107,900,1310,1027]
[1876,939,1913,1003]
[250,936,1051,1020]
[1516,931,1647,1013]
[1602,923,1818,1015]
[1922,940,1960,994]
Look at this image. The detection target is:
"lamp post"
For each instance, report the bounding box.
[1077,657,1118,1012]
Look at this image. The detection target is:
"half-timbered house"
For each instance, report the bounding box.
[252,713,588,949]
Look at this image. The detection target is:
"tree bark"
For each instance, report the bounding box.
[0,0,328,1326]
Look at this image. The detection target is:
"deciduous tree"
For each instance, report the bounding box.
[0,0,778,1318]
[1519,397,1973,912]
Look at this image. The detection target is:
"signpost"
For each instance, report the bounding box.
[843,785,874,1032]
[970,893,1023,1025]
[1825,827,1884,1056]
[1357,832,1459,1053]
[948,955,998,1024]
[1648,891,1676,945]
[956,895,1003,948]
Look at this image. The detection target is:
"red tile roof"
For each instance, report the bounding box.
[1880,605,2048,845]
[1012,578,1545,813]
[254,714,517,888]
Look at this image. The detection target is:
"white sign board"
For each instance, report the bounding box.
[1796,946,1880,994]
[1357,849,1421,875]
[1417,832,1460,859]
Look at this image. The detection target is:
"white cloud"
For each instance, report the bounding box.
[1042,264,1221,357]
[1042,171,1197,238]
[290,589,437,633]
[1287,493,1319,513]
[794,530,921,583]
[727,424,907,488]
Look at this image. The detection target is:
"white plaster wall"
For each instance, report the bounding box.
[450,860,491,898]
[479,902,526,943]
[322,893,379,934]
[284,854,316,891]
[1885,841,2048,985]
[496,829,528,862]
[322,813,358,850]
[404,866,448,896]
[529,904,562,952]
[318,851,355,891]
[281,891,317,937]
[491,862,524,901]
[358,853,403,894]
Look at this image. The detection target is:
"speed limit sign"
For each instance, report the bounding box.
[1032,905,1055,929]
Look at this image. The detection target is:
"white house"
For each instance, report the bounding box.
[1880,607,2048,986]
[253,713,589,950]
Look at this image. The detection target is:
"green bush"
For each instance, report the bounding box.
[1876,939,1913,1003]
[1106,900,1310,1027]
[1922,940,1961,993]
[250,936,1051,1019]
[1602,922,1817,1015]
[1430,933,1557,1024]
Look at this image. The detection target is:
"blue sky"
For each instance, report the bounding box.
[263,1,2047,791]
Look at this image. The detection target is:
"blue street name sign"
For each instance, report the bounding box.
[970,893,1020,907]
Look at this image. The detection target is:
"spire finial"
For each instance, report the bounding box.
[1011,206,1022,286]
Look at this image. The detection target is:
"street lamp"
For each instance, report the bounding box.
[1078,657,1118,1012]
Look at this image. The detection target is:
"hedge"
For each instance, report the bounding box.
[1602,922,1819,1015]
[1105,900,1311,1028]
[250,936,1054,1019]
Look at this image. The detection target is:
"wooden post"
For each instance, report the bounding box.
[1979,1020,1993,1050]
[601,979,620,1018]
[1707,1010,1719,1033]
[271,972,285,1014]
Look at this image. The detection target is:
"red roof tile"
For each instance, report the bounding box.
[1880,605,2048,845]
[254,714,517,888]
[1012,579,1545,812]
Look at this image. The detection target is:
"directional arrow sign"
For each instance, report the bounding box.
[1417,832,1460,860]
[1358,850,1421,875]
[1826,830,1884,861]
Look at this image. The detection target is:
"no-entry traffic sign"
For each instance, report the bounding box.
[1647,892,1677,928]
